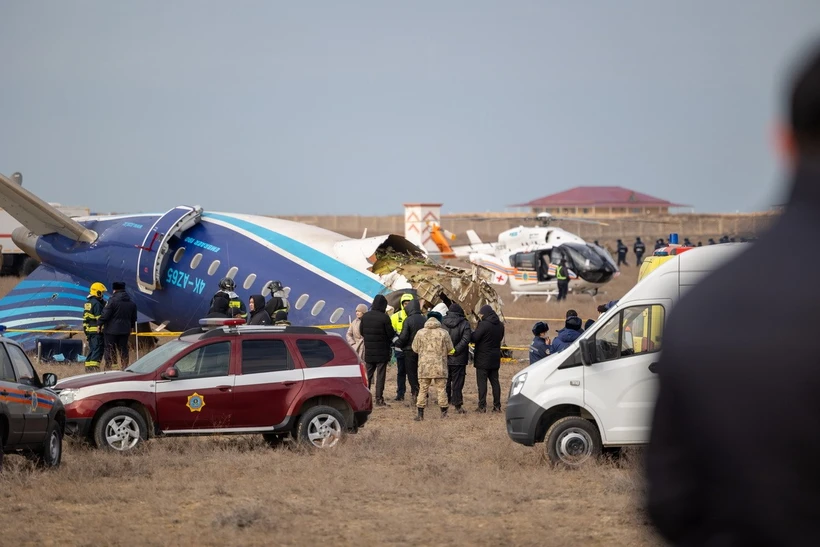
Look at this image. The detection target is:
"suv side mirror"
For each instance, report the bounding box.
[43,373,58,387]
[579,338,596,366]
[161,367,179,380]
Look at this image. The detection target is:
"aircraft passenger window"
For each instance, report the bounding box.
[174,342,230,379]
[173,247,185,263]
[329,307,344,324]
[243,273,257,290]
[261,280,274,297]
[190,253,203,269]
[311,300,326,316]
[282,286,291,297]
[226,266,238,279]
[208,260,221,276]
[0,345,16,382]
[296,339,334,368]
[295,294,310,310]
[242,340,291,374]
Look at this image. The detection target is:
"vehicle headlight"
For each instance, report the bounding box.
[510,372,528,397]
[58,389,78,405]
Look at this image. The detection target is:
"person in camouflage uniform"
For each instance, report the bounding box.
[411,311,453,421]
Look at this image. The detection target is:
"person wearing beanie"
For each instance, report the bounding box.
[432,302,449,318]
[471,304,505,412]
[529,321,550,364]
[98,281,138,370]
[548,315,583,355]
[397,299,426,404]
[411,312,453,421]
[360,294,395,406]
[442,303,472,413]
[584,318,595,331]
[345,303,368,361]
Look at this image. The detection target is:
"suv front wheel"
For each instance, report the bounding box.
[296,406,345,449]
[94,406,148,452]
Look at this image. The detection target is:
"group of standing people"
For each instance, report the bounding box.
[206,278,290,326]
[83,281,138,372]
[346,293,505,418]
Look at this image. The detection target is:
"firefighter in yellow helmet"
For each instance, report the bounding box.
[83,282,107,372]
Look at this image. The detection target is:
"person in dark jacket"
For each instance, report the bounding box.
[646,42,820,547]
[616,239,628,266]
[633,237,646,264]
[548,316,582,354]
[442,303,472,413]
[471,304,505,412]
[265,280,289,323]
[99,281,138,370]
[206,295,230,318]
[529,321,550,364]
[360,294,395,406]
[248,295,272,325]
[397,299,426,403]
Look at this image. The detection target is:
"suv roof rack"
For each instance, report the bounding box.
[198,324,328,340]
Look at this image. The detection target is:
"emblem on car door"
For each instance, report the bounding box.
[186,392,206,412]
[30,391,38,411]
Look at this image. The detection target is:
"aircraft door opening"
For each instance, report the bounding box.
[137,205,203,295]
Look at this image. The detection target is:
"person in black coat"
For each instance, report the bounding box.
[471,304,505,412]
[99,281,138,370]
[247,295,272,325]
[359,294,395,406]
[206,295,230,318]
[397,299,426,403]
[442,303,472,413]
[646,42,820,546]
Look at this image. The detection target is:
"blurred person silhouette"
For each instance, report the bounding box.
[646,40,820,546]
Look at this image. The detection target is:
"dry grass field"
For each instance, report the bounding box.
[0,268,662,546]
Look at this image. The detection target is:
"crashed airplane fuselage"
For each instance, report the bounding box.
[0,173,502,349]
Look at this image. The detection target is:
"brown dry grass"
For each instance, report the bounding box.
[0,267,660,546]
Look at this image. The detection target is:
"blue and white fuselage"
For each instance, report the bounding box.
[1,208,421,350]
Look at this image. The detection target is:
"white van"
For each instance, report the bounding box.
[505,243,748,467]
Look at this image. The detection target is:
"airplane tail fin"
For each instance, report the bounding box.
[466,230,483,245]
[0,172,97,243]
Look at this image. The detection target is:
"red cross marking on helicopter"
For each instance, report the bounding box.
[496,274,504,282]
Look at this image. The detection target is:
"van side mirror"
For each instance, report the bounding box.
[161,367,179,380]
[43,373,58,387]
[579,339,595,366]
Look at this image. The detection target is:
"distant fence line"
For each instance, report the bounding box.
[273,212,779,244]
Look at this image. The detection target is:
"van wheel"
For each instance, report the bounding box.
[93,406,147,452]
[296,406,345,449]
[544,416,601,467]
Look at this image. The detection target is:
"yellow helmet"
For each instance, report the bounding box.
[90,282,107,297]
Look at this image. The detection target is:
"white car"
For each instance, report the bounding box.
[505,243,748,467]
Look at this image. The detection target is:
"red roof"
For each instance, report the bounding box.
[510,186,690,208]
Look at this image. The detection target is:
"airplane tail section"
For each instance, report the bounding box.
[0,172,97,243]
[0,264,154,352]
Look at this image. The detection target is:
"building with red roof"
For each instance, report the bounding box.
[510,186,690,216]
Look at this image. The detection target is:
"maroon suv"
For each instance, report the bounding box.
[54,321,372,451]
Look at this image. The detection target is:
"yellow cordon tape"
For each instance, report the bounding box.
[5,328,533,354]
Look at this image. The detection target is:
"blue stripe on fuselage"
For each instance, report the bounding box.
[204,213,386,298]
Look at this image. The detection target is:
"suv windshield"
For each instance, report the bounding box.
[125,339,193,374]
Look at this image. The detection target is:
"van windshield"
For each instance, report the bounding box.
[125,340,192,374]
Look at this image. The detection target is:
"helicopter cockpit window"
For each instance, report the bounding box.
[562,243,606,271]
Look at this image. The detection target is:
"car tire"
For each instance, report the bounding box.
[93,406,147,452]
[0,421,5,472]
[32,420,63,468]
[544,416,602,468]
[296,406,346,449]
[262,433,287,448]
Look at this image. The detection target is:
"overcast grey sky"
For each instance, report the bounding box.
[1,2,819,216]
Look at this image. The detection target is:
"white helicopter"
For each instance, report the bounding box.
[428,212,621,300]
